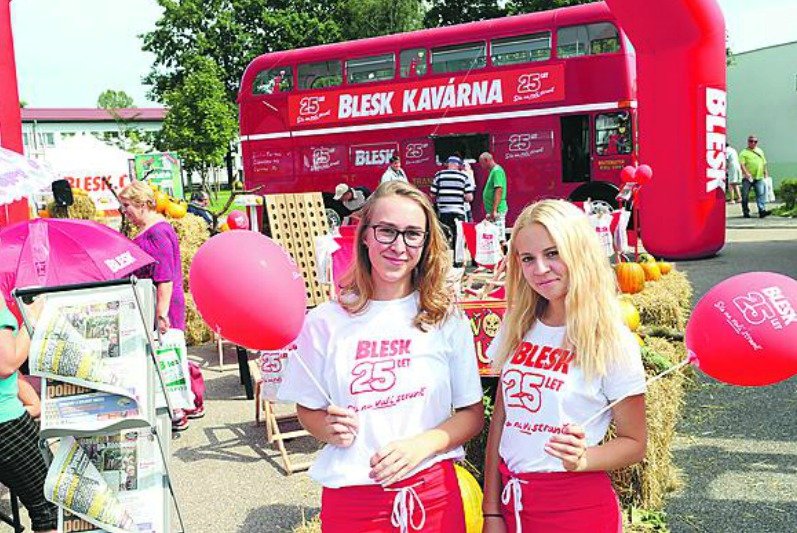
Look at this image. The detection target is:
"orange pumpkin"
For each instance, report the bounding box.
[165,200,188,219]
[618,298,641,331]
[38,209,49,218]
[639,261,662,281]
[658,261,673,275]
[615,262,645,294]
[219,222,230,232]
[154,191,170,213]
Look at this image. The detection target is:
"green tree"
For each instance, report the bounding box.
[156,57,237,182]
[423,0,505,28]
[97,89,140,150]
[507,0,593,15]
[97,89,135,110]
[19,99,28,108]
[142,0,342,105]
[338,0,424,39]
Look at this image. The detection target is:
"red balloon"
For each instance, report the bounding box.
[685,272,797,386]
[634,164,653,185]
[189,231,307,350]
[620,165,637,183]
[227,210,250,230]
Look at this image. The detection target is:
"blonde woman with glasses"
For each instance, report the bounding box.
[481,200,647,533]
[279,181,483,532]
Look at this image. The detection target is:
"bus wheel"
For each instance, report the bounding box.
[568,182,620,210]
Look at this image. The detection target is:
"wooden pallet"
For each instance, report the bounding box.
[265,193,330,307]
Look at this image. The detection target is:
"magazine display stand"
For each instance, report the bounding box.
[14,277,184,533]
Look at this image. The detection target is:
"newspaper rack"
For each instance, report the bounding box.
[14,277,184,533]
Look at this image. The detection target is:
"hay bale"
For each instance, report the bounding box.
[629,269,692,330]
[610,336,688,510]
[46,195,96,220]
[169,214,210,290]
[184,292,212,346]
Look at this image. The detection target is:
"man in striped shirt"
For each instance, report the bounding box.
[430,156,474,246]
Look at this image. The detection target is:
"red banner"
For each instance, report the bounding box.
[458,300,507,377]
[288,64,565,127]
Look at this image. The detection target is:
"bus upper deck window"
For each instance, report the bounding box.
[253,67,293,94]
[347,54,395,84]
[431,42,487,74]
[588,22,621,55]
[556,25,589,58]
[400,48,428,78]
[491,32,551,66]
[298,60,343,90]
[595,111,632,155]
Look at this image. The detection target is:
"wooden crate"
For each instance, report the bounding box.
[265,193,329,306]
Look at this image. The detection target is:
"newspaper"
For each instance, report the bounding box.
[29,286,153,428]
[40,380,151,438]
[49,431,167,533]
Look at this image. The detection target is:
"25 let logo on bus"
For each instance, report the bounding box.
[514,72,555,102]
[297,96,331,123]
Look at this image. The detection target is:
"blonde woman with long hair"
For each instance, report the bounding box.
[482,200,646,533]
[279,181,484,532]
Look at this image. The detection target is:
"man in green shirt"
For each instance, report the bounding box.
[479,152,509,242]
[738,134,770,219]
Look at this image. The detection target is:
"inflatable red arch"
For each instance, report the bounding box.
[1,0,727,258]
[607,0,727,259]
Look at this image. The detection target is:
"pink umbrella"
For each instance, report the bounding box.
[0,218,155,317]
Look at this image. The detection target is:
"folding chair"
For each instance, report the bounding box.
[249,359,312,475]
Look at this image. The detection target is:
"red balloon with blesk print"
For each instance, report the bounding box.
[189,231,307,350]
[685,272,797,386]
[227,210,250,230]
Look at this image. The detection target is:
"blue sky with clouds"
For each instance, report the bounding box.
[10,0,797,107]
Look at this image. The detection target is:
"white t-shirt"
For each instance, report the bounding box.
[381,167,408,184]
[278,292,483,488]
[487,320,645,473]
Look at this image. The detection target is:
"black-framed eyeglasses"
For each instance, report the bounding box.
[368,225,427,248]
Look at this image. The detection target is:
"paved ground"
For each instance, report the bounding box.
[665,202,797,532]
[2,202,794,532]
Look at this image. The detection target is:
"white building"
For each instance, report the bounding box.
[21,107,165,158]
[727,41,797,185]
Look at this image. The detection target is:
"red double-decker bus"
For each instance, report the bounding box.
[239,2,636,225]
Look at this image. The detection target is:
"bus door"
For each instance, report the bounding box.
[561,115,591,183]
[431,133,490,218]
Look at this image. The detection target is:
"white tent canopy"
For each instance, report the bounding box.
[43,134,133,192]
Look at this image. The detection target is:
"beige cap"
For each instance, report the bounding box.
[333,183,350,200]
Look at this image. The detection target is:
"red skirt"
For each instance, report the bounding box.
[320,460,465,533]
[499,462,622,533]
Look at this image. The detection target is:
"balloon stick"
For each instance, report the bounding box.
[580,353,695,428]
